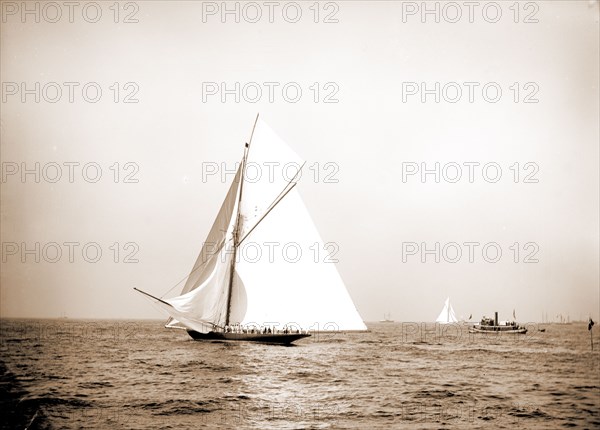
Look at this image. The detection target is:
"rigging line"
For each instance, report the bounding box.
[271,161,305,201]
[246,113,260,155]
[238,162,306,246]
[238,182,297,246]
[134,287,173,307]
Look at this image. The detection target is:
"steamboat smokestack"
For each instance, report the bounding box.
[494,312,498,326]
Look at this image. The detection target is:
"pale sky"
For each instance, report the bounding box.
[1,1,598,322]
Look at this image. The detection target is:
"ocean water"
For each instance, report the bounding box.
[1,319,599,429]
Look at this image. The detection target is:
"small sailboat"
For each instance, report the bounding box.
[135,116,366,344]
[436,297,458,324]
[379,313,394,323]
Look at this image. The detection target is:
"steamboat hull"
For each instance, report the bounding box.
[469,326,527,334]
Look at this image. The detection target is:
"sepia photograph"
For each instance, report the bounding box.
[1,1,599,428]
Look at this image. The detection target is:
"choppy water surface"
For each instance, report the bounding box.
[1,319,599,429]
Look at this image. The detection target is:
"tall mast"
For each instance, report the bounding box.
[224,114,259,326]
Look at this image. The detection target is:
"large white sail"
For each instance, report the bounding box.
[232,119,366,331]
[233,188,367,331]
[436,297,458,324]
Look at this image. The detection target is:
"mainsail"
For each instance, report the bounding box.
[139,117,366,333]
[436,297,458,324]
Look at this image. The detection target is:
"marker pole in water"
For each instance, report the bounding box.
[589,318,595,351]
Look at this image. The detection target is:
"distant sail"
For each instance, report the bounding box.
[436,297,458,324]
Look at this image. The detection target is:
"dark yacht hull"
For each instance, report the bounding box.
[186,330,311,344]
